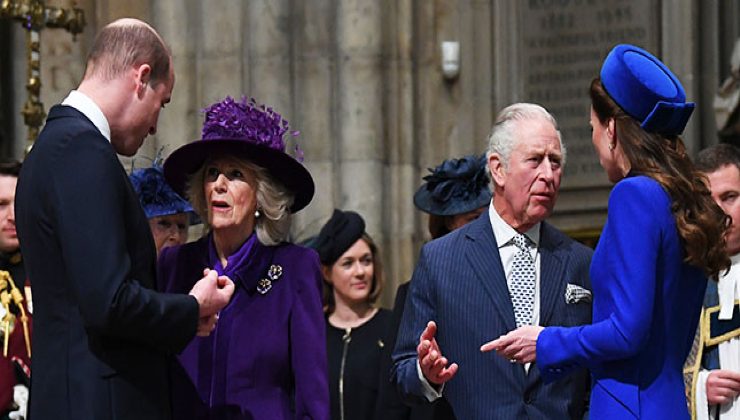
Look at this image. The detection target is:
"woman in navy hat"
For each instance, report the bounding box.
[413,154,492,239]
[158,96,328,419]
[129,159,197,256]
[485,44,730,419]
[311,209,392,420]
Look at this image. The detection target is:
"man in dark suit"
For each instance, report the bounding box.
[15,18,234,420]
[392,103,593,419]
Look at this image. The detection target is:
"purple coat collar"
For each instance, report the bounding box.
[206,232,277,294]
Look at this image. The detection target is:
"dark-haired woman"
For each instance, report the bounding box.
[312,210,392,420]
[484,44,730,419]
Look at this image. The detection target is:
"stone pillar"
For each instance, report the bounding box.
[148,0,199,164]
[291,0,337,241]
[661,0,701,155]
[198,1,244,108]
[336,1,384,238]
[246,0,292,112]
[382,0,417,303]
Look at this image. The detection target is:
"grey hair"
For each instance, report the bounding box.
[186,158,294,246]
[486,103,566,170]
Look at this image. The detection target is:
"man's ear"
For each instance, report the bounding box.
[134,63,152,94]
[489,153,506,187]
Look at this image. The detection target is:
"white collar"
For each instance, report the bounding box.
[61,90,111,142]
[718,253,740,319]
[488,201,541,249]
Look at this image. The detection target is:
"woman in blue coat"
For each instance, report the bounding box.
[483,44,730,419]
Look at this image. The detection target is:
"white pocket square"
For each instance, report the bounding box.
[565,283,592,304]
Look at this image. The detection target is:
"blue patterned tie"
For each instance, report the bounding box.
[510,234,535,328]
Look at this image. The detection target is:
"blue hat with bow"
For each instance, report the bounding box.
[600,44,694,136]
[129,162,198,223]
[414,154,492,216]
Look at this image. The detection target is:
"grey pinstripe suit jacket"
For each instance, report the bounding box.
[392,212,593,419]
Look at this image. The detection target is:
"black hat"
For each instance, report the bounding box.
[311,209,366,265]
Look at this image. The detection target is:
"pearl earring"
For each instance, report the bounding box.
[608,143,615,151]
[254,209,261,218]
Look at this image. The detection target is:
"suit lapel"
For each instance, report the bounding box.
[464,212,517,332]
[538,222,567,326]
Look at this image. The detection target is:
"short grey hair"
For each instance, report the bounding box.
[486,103,566,170]
[186,159,294,246]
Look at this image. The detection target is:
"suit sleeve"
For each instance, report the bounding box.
[290,250,330,419]
[53,136,197,352]
[537,180,662,380]
[391,244,438,404]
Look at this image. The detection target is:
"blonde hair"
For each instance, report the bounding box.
[186,157,294,246]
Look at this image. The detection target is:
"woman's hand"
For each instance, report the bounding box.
[480,325,544,364]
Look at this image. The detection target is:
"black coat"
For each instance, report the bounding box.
[326,309,393,420]
[16,105,199,420]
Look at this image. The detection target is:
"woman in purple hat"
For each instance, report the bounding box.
[158,96,328,419]
[484,44,729,418]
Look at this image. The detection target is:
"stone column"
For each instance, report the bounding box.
[336,1,384,237]
[661,0,701,155]
[382,0,417,303]
[291,0,337,241]
[198,1,244,108]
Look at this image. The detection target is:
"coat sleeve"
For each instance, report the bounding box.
[290,249,330,419]
[537,179,663,381]
[53,135,198,353]
[391,244,439,404]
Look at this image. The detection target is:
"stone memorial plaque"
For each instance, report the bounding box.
[518,0,659,188]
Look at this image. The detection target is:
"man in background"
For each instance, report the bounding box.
[0,159,30,420]
[691,143,740,419]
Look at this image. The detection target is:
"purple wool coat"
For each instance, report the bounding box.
[157,233,329,419]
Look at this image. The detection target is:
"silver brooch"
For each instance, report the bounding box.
[257,264,283,295]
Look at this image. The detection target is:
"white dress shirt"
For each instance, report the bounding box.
[61,90,111,142]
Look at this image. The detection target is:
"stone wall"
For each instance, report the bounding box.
[4,0,740,307]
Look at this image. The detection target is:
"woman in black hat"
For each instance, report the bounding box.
[312,209,392,420]
[158,96,328,419]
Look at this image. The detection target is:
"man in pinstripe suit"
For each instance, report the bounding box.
[392,103,593,419]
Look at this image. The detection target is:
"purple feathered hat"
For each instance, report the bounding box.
[163,96,314,212]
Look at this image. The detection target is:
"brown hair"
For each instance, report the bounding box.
[696,143,740,174]
[322,233,385,314]
[590,78,730,279]
[85,19,171,87]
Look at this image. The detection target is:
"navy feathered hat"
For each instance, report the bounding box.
[129,162,198,223]
[311,209,366,265]
[414,154,492,216]
[600,44,695,136]
[163,96,314,213]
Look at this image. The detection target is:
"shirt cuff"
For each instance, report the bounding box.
[416,359,444,401]
[695,369,712,420]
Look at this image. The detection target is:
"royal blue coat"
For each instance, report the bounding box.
[537,175,708,419]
